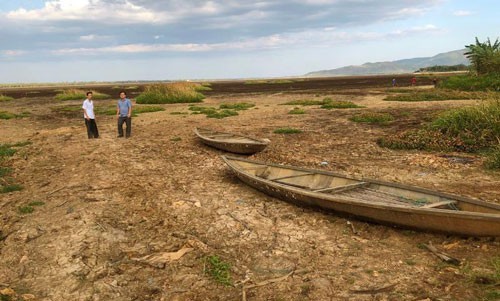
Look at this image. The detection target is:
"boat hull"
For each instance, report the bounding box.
[222,156,500,237]
[195,128,268,155]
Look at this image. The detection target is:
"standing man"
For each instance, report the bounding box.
[82,91,99,139]
[117,91,132,138]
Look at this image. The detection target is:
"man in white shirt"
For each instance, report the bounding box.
[82,91,99,139]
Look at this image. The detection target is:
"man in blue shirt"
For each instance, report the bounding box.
[116,91,132,138]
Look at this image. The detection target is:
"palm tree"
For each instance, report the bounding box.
[465,37,500,75]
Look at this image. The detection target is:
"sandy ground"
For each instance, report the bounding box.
[1,81,499,301]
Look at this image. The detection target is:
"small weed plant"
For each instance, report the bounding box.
[18,205,34,214]
[204,255,232,286]
[288,107,306,114]
[274,127,302,134]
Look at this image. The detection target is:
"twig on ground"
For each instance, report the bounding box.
[350,283,397,294]
[423,242,461,266]
[347,221,357,234]
[242,270,295,301]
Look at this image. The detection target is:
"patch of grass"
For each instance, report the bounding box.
[321,100,363,109]
[377,129,471,152]
[288,107,306,114]
[0,94,14,102]
[18,205,34,214]
[132,106,165,115]
[350,112,394,124]
[204,255,232,286]
[2,184,23,193]
[485,146,500,170]
[405,259,417,266]
[188,105,239,119]
[136,82,205,104]
[281,99,324,106]
[170,111,188,115]
[219,102,255,110]
[0,111,16,120]
[0,111,30,120]
[0,145,17,157]
[384,89,479,102]
[440,74,500,91]
[28,201,45,206]
[195,83,213,92]
[0,167,12,177]
[274,127,302,134]
[206,109,239,119]
[385,88,416,93]
[55,89,110,101]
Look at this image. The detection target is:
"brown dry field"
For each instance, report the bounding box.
[1,76,499,301]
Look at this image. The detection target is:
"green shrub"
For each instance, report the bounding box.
[0,94,14,102]
[350,112,394,124]
[485,146,500,170]
[431,99,500,148]
[274,127,302,134]
[55,89,110,101]
[136,83,205,104]
[440,74,500,91]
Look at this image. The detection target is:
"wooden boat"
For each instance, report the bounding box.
[222,156,500,236]
[194,128,269,155]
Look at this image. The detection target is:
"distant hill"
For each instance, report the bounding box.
[306,49,469,77]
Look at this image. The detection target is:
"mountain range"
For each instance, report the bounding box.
[305,49,469,77]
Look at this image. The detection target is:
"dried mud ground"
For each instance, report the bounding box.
[1,80,499,301]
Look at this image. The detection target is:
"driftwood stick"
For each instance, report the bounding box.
[350,283,397,294]
[423,242,461,266]
[347,221,357,234]
[242,270,295,301]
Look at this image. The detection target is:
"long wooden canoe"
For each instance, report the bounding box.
[194,128,269,155]
[222,156,500,236]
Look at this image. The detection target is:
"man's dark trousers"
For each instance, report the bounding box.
[85,118,99,138]
[118,116,131,137]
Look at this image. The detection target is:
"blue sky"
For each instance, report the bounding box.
[0,0,498,83]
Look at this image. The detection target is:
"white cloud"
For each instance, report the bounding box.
[3,50,27,56]
[79,34,110,41]
[6,0,169,24]
[453,10,473,16]
[48,25,443,56]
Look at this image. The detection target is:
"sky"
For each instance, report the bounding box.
[0,0,498,83]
